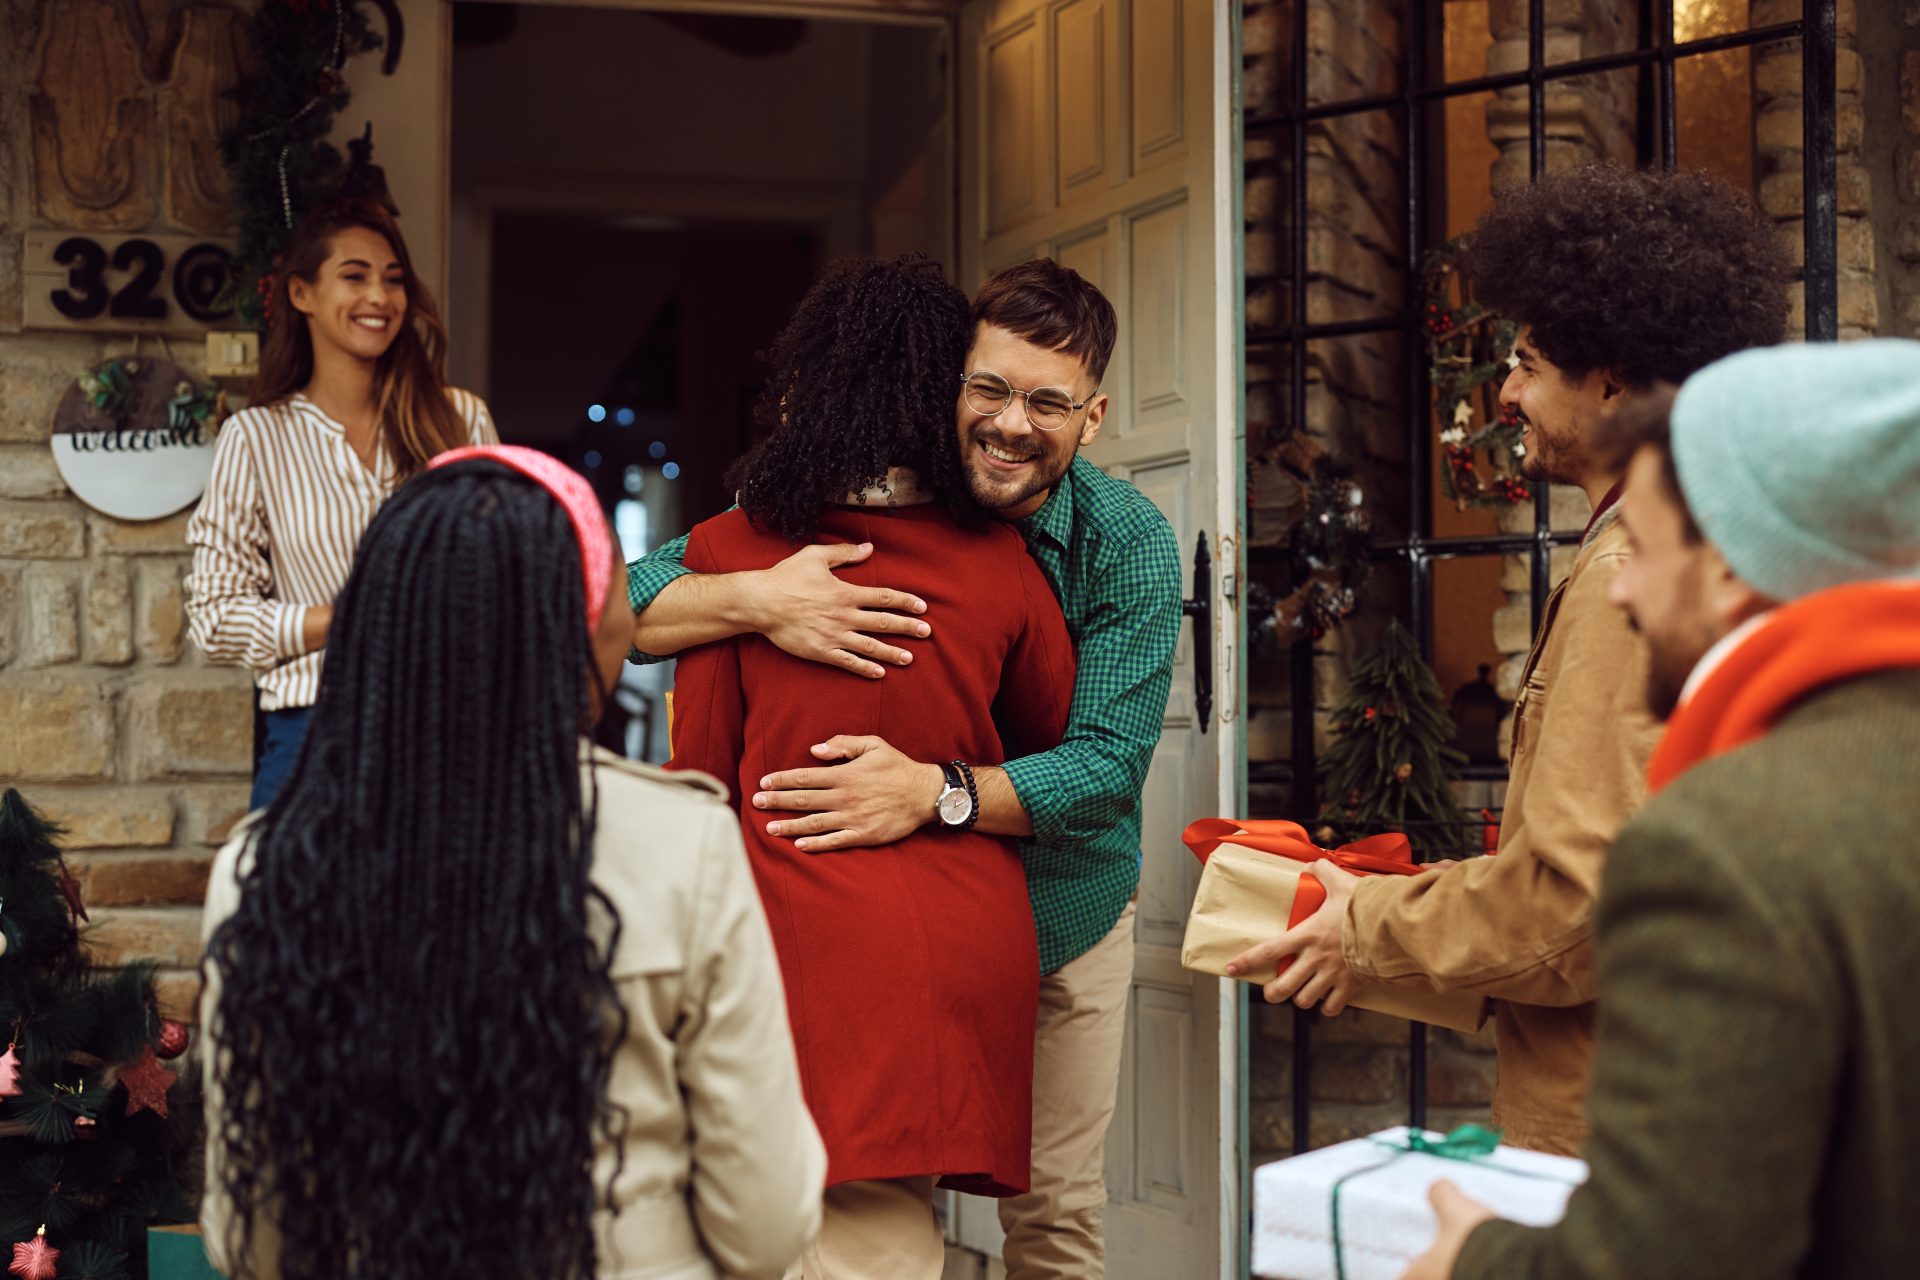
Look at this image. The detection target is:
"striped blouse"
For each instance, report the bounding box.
[185,389,497,711]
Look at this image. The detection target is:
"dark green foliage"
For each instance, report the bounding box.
[57,1239,133,1280]
[217,0,381,327]
[0,791,191,1276]
[1318,621,1475,858]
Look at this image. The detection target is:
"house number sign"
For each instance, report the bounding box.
[23,231,237,335]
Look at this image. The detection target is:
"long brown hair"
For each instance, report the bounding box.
[251,199,470,475]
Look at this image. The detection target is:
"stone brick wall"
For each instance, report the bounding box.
[1,0,255,1021]
[1241,0,1899,1170]
[1864,0,1920,338]
[1240,0,1502,1168]
[1244,0,1412,775]
[1752,0,1876,338]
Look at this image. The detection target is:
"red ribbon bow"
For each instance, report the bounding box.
[1181,818,1421,876]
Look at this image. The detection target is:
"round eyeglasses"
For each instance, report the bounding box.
[959,371,1092,432]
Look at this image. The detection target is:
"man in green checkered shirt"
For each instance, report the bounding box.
[625,260,1181,1279]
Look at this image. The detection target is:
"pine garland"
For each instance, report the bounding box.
[218,0,381,328]
[0,791,194,1275]
[1317,620,1473,858]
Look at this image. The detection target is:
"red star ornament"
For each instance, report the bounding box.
[120,1047,174,1119]
[8,1227,57,1280]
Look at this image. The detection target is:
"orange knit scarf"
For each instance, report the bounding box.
[1647,581,1920,794]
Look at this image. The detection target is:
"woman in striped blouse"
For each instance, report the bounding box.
[187,199,497,810]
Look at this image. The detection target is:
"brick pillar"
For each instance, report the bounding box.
[1481,0,1640,730]
[1753,0,1875,338]
[1859,0,1920,338]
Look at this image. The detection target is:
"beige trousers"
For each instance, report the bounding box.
[998,901,1137,1280]
[788,1176,944,1280]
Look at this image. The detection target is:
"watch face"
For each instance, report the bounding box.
[938,787,974,825]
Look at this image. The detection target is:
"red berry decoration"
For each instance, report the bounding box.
[155,1018,189,1060]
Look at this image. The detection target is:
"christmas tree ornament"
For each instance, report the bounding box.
[155,1018,190,1061]
[8,1227,57,1280]
[0,1044,19,1099]
[119,1048,174,1119]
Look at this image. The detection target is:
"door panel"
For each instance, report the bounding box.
[1053,0,1109,202]
[987,20,1044,234]
[956,2,1241,1276]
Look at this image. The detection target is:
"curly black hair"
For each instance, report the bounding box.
[204,460,626,1280]
[1462,164,1792,385]
[730,254,977,542]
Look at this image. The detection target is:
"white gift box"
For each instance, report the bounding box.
[1253,1127,1588,1280]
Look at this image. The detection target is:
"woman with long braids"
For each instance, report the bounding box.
[198,448,825,1280]
[187,198,497,811]
[666,256,1075,1278]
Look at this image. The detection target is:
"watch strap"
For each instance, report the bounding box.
[950,760,980,833]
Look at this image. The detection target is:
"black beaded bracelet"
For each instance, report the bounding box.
[951,760,980,832]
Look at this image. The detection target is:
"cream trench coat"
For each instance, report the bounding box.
[199,744,826,1279]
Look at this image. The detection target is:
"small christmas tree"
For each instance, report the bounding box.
[0,790,194,1279]
[1317,620,1474,858]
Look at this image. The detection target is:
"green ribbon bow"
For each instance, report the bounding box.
[1327,1124,1506,1280]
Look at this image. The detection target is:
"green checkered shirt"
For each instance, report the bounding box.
[626,456,1183,972]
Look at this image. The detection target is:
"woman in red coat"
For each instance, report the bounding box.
[668,256,1075,1279]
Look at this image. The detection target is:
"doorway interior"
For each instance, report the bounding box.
[447,1,953,760]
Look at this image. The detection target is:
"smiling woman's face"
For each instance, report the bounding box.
[287,225,408,364]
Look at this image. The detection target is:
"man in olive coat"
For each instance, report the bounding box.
[1407,340,1920,1279]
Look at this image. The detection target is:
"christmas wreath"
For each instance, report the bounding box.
[1425,237,1530,510]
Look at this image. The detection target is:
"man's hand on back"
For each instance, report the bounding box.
[755,736,944,852]
[749,543,931,679]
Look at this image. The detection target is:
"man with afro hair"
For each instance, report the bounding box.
[1228,163,1793,1156]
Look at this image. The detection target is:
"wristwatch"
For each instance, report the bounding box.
[936,761,978,830]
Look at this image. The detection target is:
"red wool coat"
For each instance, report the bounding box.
[668,501,1075,1195]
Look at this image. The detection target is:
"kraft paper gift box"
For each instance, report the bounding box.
[1253,1126,1587,1280]
[1179,818,1488,1033]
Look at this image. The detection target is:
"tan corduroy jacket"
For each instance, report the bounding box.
[199,745,826,1279]
[1344,509,1661,1155]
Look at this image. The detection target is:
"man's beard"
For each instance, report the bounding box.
[1643,654,1690,721]
[1516,415,1588,487]
[962,422,1076,513]
[1631,615,1710,722]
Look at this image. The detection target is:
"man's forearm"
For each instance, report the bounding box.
[971,765,1034,838]
[632,571,761,658]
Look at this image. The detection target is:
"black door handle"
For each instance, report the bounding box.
[1182,531,1212,734]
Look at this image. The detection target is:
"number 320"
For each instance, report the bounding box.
[50,236,233,324]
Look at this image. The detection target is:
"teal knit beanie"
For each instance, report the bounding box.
[1670,339,1920,602]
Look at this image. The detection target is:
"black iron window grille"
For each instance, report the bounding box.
[1243,0,1839,1155]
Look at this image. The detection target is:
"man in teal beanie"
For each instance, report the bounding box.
[1407,339,1920,1279]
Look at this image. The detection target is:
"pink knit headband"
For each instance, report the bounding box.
[428,444,615,630]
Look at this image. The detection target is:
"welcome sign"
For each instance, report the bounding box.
[51,357,221,521]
